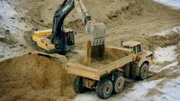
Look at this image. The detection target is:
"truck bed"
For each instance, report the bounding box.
[65,46,133,80]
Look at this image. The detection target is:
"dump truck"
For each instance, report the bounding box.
[65,41,153,99]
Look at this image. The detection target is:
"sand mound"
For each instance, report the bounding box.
[0,54,76,101]
[147,32,180,47]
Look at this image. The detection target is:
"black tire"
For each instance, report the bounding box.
[139,63,149,80]
[131,62,138,79]
[73,76,85,94]
[113,75,124,94]
[96,79,113,99]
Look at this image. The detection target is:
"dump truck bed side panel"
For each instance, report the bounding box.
[98,53,133,76]
[66,63,100,80]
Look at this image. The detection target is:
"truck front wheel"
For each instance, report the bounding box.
[139,63,149,80]
[96,79,113,99]
[73,76,85,94]
[113,75,124,94]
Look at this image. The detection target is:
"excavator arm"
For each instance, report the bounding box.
[74,0,91,25]
[51,0,75,50]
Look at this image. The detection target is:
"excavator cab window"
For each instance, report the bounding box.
[66,32,75,46]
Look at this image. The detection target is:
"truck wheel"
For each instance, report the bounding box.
[139,63,149,80]
[131,63,138,79]
[113,75,124,94]
[73,76,85,94]
[96,79,113,99]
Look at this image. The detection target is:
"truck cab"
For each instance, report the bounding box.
[122,41,142,61]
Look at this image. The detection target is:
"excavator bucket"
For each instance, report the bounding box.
[85,22,106,63]
[87,22,106,46]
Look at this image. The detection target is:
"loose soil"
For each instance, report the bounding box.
[0,54,76,101]
[87,47,126,68]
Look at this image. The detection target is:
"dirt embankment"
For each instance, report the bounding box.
[17,0,179,27]
[147,32,180,48]
[0,54,76,101]
[15,0,145,29]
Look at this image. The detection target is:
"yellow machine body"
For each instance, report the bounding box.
[32,30,55,51]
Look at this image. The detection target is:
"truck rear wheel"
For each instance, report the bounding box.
[73,76,85,94]
[139,63,149,80]
[113,75,124,94]
[96,79,113,99]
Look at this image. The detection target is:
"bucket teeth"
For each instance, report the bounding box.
[87,22,106,46]
[92,38,105,46]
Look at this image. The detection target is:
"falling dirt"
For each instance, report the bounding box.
[0,54,76,101]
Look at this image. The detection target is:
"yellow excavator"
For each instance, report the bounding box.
[32,0,106,56]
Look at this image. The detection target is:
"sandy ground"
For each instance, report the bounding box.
[0,0,180,100]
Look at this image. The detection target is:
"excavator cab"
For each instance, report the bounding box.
[64,29,75,50]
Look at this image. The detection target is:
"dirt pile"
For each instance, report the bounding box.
[0,54,76,101]
[147,32,180,48]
